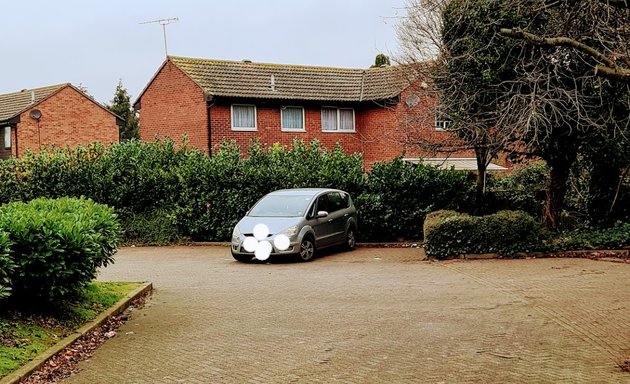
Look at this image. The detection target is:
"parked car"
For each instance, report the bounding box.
[231,188,357,262]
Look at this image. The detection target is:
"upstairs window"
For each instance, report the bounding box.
[231,104,257,131]
[281,107,304,131]
[3,127,10,149]
[435,115,451,131]
[321,107,355,132]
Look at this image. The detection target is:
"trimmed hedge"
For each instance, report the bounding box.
[0,139,477,242]
[424,210,547,259]
[357,159,473,241]
[122,209,181,245]
[0,197,121,302]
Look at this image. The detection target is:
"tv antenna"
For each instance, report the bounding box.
[140,17,179,56]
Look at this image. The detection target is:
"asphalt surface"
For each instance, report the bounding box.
[63,246,630,383]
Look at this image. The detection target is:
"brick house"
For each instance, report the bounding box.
[0,84,122,160]
[135,56,498,170]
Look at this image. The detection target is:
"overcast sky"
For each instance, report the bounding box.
[2,0,407,105]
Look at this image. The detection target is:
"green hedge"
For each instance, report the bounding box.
[122,209,181,245]
[0,139,477,242]
[0,197,121,302]
[358,160,473,241]
[424,210,547,259]
[0,231,12,300]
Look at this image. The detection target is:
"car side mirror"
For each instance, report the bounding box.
[317,211,328,218]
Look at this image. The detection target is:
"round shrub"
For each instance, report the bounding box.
[0,197,121,302]
[424,210,547,259]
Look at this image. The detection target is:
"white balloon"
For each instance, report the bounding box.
[253,223,270,241]
[255,240,272,261]
[243,237,258,253]
[274,234,290,251]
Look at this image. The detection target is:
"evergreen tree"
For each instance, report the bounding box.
[108,80,139,141]
[371,54,391,68]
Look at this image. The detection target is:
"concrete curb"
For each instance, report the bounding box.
[0,282,153,384]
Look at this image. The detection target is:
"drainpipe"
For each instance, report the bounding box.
[206,96,214,156]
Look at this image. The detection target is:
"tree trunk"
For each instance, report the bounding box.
[474,147,489,215]
[543,153,577,230]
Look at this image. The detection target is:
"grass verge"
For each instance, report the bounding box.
[0,282,142,378]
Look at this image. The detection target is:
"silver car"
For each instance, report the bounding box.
[231,188,358,262]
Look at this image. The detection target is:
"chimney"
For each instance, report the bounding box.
[270,75,276,92]
[31,91,35,104]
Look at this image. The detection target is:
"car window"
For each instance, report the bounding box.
[307,201,318,219]
[248,194,312,217]
[327,192,345,213]
[316,194,330,213]
[340,192,350,208]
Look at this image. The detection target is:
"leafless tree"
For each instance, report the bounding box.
[500,0,630,82]
[395,0,630,227]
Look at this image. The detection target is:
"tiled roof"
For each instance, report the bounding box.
[0,84,68,122]
[168,56,407,102]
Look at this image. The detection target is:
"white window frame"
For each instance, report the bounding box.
[3,127,10,149]
[281,106,305,132]
[321,107,355,133]
[231,104,257,131]
[435,116,451,131]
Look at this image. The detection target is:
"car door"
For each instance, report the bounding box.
[311,193,336,248]
[325,192,349,245]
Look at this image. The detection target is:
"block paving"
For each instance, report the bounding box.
[63,246,630,383]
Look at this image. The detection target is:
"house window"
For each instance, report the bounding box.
[321,107,355,132]
[281,107,304,131]
[435,116,451,131]
[231,104,257,131]
[3,127,10,149]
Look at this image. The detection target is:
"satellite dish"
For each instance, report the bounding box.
[29,109,42,120]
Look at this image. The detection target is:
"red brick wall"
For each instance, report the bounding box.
[15,86,119,156]
[209,105,363,155]
[137,62,474,168]
[138,61,209,152]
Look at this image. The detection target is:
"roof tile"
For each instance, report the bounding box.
[0,84,68,122]
[168,56,406,102]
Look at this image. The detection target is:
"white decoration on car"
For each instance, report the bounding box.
[245,223,290,261]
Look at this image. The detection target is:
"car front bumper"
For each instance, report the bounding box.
[231,236,299,256]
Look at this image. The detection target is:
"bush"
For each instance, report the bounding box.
[174,139,367,241]
[424,210,546,259]
[122,209,182,245]
[486,162,548,218]
[357,159,474,241]
[0,139,480,243]
[552,222,630,251]
[0,231,13,300]
[0,197,121,302]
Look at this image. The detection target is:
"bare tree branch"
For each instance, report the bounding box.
[500,28,630,81]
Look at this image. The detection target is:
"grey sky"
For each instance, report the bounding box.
[2,0,406,105]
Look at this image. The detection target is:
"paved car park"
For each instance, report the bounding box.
[64,246,630,383]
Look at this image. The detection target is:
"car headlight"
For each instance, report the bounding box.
[232,226,241,241]
[279,225,299,238]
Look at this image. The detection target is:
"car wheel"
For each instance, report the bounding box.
[345,225,357,251]
[297,235,316,262]
[231,251,252,263]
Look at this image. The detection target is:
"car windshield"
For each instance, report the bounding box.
[248,194,313,217]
